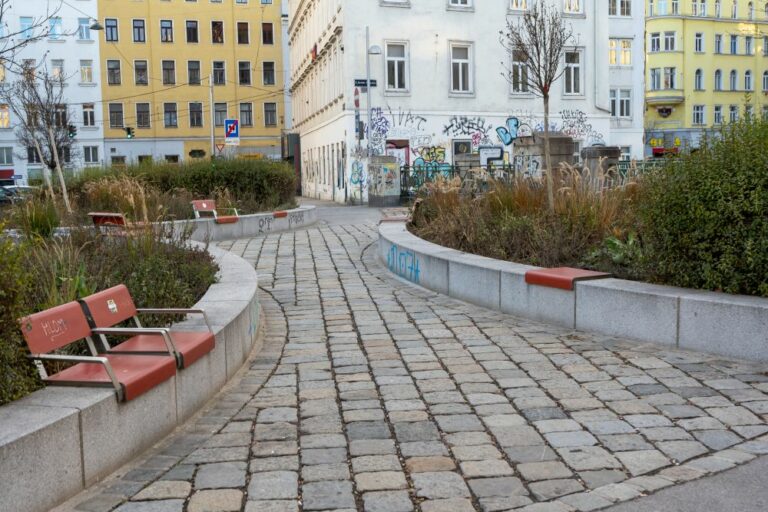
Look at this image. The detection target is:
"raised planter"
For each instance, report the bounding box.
[0,244,261,512]
[176,205,318,242]
[379,221,768,363]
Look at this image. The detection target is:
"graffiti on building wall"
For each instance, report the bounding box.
[559,109,604,144]
[386,106,427,134]
[442,116,493,149]
[369,163,399,197]
[496,117,521,146]
[512,144,542,179]
[350,160,367,191]
[412,146,452,172]
[387,244,421,284]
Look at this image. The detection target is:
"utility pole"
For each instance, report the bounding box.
[209,75,215,159]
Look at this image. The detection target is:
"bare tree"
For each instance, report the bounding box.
[0,1,67,73]
[500,3,575,210]
[0,63,76,212]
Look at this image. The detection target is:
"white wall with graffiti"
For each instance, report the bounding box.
[288,0,645,203]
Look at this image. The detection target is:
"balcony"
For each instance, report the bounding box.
[646,89,685,105]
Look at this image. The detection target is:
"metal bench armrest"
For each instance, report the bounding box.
[29,354,124,401]
[92,327,178,354]
[136,308,213,332]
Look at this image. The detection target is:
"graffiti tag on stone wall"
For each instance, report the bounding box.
[369,163,399,197]
[559,109,604,144]
[288,211,305,228]
[387,244,421,284]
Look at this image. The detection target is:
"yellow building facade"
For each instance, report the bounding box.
[646,0,768,154]
[97,0,283,164]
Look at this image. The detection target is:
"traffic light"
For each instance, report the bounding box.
[125,127,135,139]
[67,124,77,139]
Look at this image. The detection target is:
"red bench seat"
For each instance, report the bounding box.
[525,267,611,291]
[109,331,215,369]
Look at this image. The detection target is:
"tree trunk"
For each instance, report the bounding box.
[31,138,56,204]
[543,94,555,211]
[47,126,72,214]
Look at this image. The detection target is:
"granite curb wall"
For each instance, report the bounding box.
[379,221,768,363]
[177,205,318,242]
[0,244,261,512]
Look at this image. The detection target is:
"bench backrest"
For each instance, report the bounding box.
[191,200,217,219]
[88,212,128,227]
[19,301,93,354]
[80,284,138,327]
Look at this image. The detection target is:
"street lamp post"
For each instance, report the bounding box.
[364,26,381,204]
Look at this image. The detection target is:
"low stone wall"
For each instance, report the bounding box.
[177,205,317,242]
[0,244,261,512]
[379,221,768,363]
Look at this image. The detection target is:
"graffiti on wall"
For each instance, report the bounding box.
[560,109,604,144]
[442,116,493,149]
[387,244,421,284]
[512,144,542,179]
[350,160,367,191]
[496,117,521,146]
[369,162,399,197]
[412,146,452,172]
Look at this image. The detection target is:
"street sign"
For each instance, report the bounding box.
[354,79,377,88]
[224,119,240,145]
[354,87,360,108]
[12,174,22,180]
[215,144,226,154]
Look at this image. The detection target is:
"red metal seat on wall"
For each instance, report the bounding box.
[190,200,239,224]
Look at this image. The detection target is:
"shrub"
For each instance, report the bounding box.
[638,119,768,296]
[79,175,194,222]
[12,195,60,238]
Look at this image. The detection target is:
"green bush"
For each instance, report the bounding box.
[638,119,768,296]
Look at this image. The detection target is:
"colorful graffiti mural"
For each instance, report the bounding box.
[412,146,452,172]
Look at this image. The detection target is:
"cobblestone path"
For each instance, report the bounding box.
[67,223,768,512]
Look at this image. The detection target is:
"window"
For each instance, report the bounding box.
[764,36,768,55]
[763,105,768,120]
[162,60,175,85]
[700,0,707,14]
[564,51,581,94]
[80,60,93,83]
[450,43,472,93]
[135,60,148,85]
[264,102,277,126]
[165,155,179,164]
[745,70,753,90]
[609,0,632,15]
[190,102,203,127]
[650,0,655,13]
[694,68,704,89]
[693,105,705,125]
[749,1,755,17]
[186,21,198,43]
[78,18,91,40]
[664,32,676,51]
[188,61,201,85]
[262,23,274,44]
[730,69,738,89]
[746,36,754,54]
[672,0,680,12]
[651,68,661,90]
[161,20,173,42]
[82,104,95,126]
[693,0,699,14]
[609,39,631,65]
[730,104,739,121]
[237,22,249,44]
[695,33,703,52]
[609,89,631,118]
[714,105,723,124]
[238,61,251,85]
[715,69,723,90]
[716,0,722,15]
[386,43,407,90]
[0,104,9,128]
[510,0,527,9]
[511,49,529,93]
[214,103,227,126]
[53,104,67,127]
[83,146,99,164]
[211,21,224,43]
[263,61,275,85]
[107,60,121,85]
[746,104,754,118]
[240,102,253,126]
[658,0,667,14]
[49,17,62,40]
[105,19,118,41]
[51,59,64,80]
[133,20,146,42]
[564,0,582,13]
[763,70,768,91]
[111,156,126,166]
[0,147,12,165]
[449,0,473,6]
[136,103,150,128]
[213,61,225,85]
[664,67,676,89]
[164,103,177,127]
[109,103,124,128]
[27,147,41,164]
[715,34,723,53]
[732,0,738,17]
[731,35,738,54]
[651,33,661,52]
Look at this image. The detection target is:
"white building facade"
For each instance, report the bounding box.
[288,0,644,204]
[0,0,104,185]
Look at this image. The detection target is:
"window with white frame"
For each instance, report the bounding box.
[659,0,668,14]
[214,103,227,126]
[190,102,203,127]
[82,104,95,126]
[730,35,738,54]
[732,0,738,17]
[715,34,723,53]
[83,146,99,164]
[450,43,472,93]
[651,32,660,51]
[730,69,738,89]
[664,32,675,51]
[263,62,275,85]
[746,36,754,54]
[51,59,64,80]
[693,105,705,125]
[510,0,527,9]
[715,69,723,89]
[700,0,707,14]
[672,0,680,13]
[107,60,121,84]
[609,39,631,65]
[0,147,13,164]
[564,0,582,13]
[136,103,150,128]
[651,68,661,90]
[80,60,93,83]
[0,104,9,128]
[664,67,676,89]
[763,105,768,120]
[714,105,723,124]
[386,42,408,91]
[264,102,277,126]
[730,104,739,121]
[49,17,62,40]
[240,102,253,126]
[745,70,753,90]
[716,0,722,15]
[109,103,123,128]
[763,70,768,91]
[609,89,631,118]
[164,103,177,127]
[511,49,529,93]
[609,0,632,15]
[764,36,768,55]
[78,18,91,40]
[746,104,754,118]
[695,33,703,52]
[449,0,473,7]
[749,1,755,17]
[694,68,703,89]
[564,51,581,94]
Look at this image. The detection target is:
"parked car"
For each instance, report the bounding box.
[0,185,38,204]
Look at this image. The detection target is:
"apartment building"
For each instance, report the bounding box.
[288,0,644,203]
[645,0,768,154]
[97,0,284,164]
[0,0,104,184]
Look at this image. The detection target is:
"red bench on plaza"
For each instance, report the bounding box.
[190,200,239,224]
[524,267,611,291]
[80,284,215,370]
[18,302,176,401]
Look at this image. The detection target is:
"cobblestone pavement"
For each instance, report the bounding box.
[64,223,768,512]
